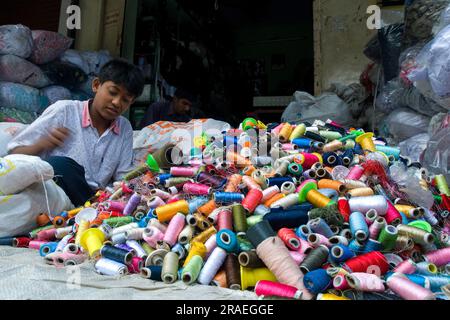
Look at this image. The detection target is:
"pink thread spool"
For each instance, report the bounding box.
[242,175,262,191]
[346,273,385,292]
[143,227,165,248]
[147,196,166,208]
[163,213,186,246]
[128,257,144,274]
[261,186,280,202]
[393,259,417,274]
[106,201,125,212]
[58,252,87,266]
[289,251,306,265]
[204,235,217,259]
[346,165,364,180]
[170,166,198,177]
[298,238,313,255]
[385,202,402,225]
[217,209,233,230]
[281,143,298,151]
[333,274,350,290]
[183,182,211,195]
[307,233,331,248]
[424,248,450,267]
[298,153,320,170]
[167,195,183,203]
[255,280,302,299]
[29,240,46,250]
[150,189,171,200]
[386,274,436,300]
[37,228,57,241]
[242,188,263,213]
[272,123,285,135]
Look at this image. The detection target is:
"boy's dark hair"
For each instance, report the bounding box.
[174,88,196,103]
[98,59,145,98]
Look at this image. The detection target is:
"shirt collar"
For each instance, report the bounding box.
[82,100,121,135]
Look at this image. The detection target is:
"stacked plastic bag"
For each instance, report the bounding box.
[0,24,112,124]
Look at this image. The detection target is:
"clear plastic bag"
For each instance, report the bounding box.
[398,133,430,163]
[422,125,450,181]
[379,107,430,142]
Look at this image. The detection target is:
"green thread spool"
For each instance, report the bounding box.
[124,164,150,181]
[339,133,358,142]
[162,251,179,284]
[375,145,401,160]
[308,204,344,227]
[288,163,303,176]
[104,216,134,228]
[242,118,258,131]
[344,140,356,150]
[434,195,442,204]
[165,177,192,188]
[319,130,342,141]
[29,225,55,239]
[247,215,263,229]
[435,175,450,196]
[237,234,254,252]
[378,225,398,251]
[182,255,203,285]
[408,220,432,233]
[141,242,155,255]
[232,204,248,234]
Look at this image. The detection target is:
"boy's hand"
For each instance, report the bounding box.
[36,128,70,152]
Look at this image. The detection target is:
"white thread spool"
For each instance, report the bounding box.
[270,193,299,209]
[126,240,147,258]
[95,258,128,276]
[197,247,227,285]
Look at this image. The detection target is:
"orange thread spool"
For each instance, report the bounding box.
[52,216,66,228]
[36,213,51,227]
[318,179,346,193]
[243,166,256,177]
[225,174,242,192]
[264,193,285,207]
[226,151,251,168]
[198,200,217,217]
[213,269,228,288]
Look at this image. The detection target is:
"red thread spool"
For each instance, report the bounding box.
[167,195,183,203]
[217,209,233,230]
[344,251,389,275]
[107,201,126,212]
[242,188,263,214]
[14,237,31,248]
[296,153,320,170]
[385,202,402,225]
[183,182,211,195]
[337,197,351,222]
[277,228,301,250]
[128,257,144,274]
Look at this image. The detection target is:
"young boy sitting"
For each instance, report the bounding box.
[7,59,145,207]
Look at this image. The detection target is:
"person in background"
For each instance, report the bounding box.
[7,59,145,207]
[139,88,201,128]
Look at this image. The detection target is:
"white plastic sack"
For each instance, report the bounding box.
[60,49,90,75]
[80,50,112,75]
[281,91,353,127]
[133,119,231,166]
[42,86,72,104]
[0,24,33,58]
[379,107,430,142]
[0,154,54,195]
[0,123,27,157]
[0,180,73,237]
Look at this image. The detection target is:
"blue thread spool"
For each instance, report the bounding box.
[425,275,450,292]
[213,192,245,204]
[348,239,365,254]
[400,212,409,225]
[341,149,354,166]
[172,243,187,259]
[0,237,15,246]
[138,219,149,228]
[292,138,313,149]
[323,152,341,167]
[216,229,239,253]
[349,211,369,242]
[263,204,312,231]
[361,239,382,253]
[267,177,294,188]
[402,274,429,288]
[100,245,133,264]
[415,262,438,276]
[308,218,334,238]
[39,242,58,257]
[157,174,171,186]
[143,265,163,281]
[329,244,355,264]
[146,208,157,219]
[375,145,401,160]
[296,225,311,240]
[189,197,209,214]
[303,269,332,294]
[353,144,364,155]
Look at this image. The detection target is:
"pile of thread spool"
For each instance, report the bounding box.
[1,117,450,300]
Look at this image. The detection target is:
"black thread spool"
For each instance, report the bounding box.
[238,250,266,268]
[299,245,329,274]
[225,253,241,290]
[304,131,326,143]
[100,245,133,265]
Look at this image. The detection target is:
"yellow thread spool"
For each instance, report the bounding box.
[75,220,90,245]
[183,242,207,267]
[68,207,84,219]
[306,190,332,208]
[322,140,343,153]
[279,123,293,143]
[355,132,376,152]
[240,266,277,290]
[289,124,306,141]
[191,226,217,244]
[347,187,374,197]
[317,293,350,301]
[79,228,105,259]
[156,200,189,222]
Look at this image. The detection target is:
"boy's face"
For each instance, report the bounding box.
[92,79,135,121]
[173,97,192,115]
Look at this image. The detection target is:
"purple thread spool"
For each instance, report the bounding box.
[123,193,142,216]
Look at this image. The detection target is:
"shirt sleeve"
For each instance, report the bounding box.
[113,121,135,182]
[7,101,67,155]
